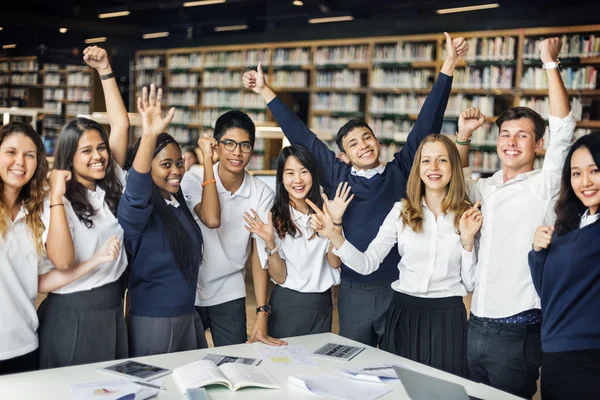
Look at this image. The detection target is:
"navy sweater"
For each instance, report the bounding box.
[528,221,600,352]
[117,168,202,318]
[267,73,453,283]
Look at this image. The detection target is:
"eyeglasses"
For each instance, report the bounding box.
[218,139,253,154]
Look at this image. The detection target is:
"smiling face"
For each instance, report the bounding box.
[216,128,252,175]
[340,127,381,170]
[182,150,198,172]
[419,141,452,194]
[570,146,600,215]
[497,118,543,175]
[152,143,185,199]
[0,133,38,195]
[282,155,313,208]
[72,130,109,190]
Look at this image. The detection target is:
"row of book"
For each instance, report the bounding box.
[519,96,584,120]
[43,101,62,115]
[66,72,91,87]
[136,72,164,87]
[43,73,62,86]
[204,50,269,68]
[521,66,597,90]
[67,88,91,102]
[168,91,198,106]
[311,115,349,134]
[44,88,65,101]
[523,34,600,59]
[314,45,370,65]
[203,91,265,109]
[169,73,201,88]
[8,60,39,72]
[273,48,311,66]
[312,93,361,113]
[203,71,243,88]
[315,70,361,89]
[9,74,38,85]
[453,66,514,89]
[0,62,9,72]
[171,109,202,125]
[271,71,308,88]
[169,54,203,70]
[452,36,517,62]
[137,56,162,69]
[373,42,436,63]
[66,103,91,115]
[202,109,266,127]
[371,68,433,89]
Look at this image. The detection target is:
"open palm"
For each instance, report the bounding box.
[322,182,354,223]
[137,83,175,137]
[243,209,274,245]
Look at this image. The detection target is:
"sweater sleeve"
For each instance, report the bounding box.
[392,72,453,178]
[528,247,548,296]
[117,168,154,239]
[267,97,348,189]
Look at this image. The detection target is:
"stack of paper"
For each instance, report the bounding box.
[288,374,392,400]
[340,364,400,383]
[68,379,159,400]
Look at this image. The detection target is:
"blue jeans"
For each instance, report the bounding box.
[467,315,542,399]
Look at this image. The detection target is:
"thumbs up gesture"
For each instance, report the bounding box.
[242,62,267,94]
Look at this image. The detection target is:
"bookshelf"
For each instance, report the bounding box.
[0,57,42,109]
[135,25,600,173]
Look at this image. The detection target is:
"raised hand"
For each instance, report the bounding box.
[244,209,275,248]
[197,133,218,164]
[322,182,354,224]
[539,37,562,64]
[92,235,121,265]
[533,225,554,251]
[83,46,110,72]
[137,83,175,137]
[459,200,483,246]
[458,107,486,140]
[50,169,72,203]
[444,32,468,63]
[242,62,266,94]
[306,199,336,238]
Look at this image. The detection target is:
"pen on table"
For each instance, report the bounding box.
[361,366,394,371]
[133,380,166,390]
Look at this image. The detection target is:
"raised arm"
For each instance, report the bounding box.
[45,170,75,270]
[193,134,221,228]
[394,33,467,177]
[83,46,130,168]
[243,64,345,188]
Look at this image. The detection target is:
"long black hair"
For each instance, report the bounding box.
[272,144,323,239]
[554,132,600,236]
[54,118,123,228]
[131,133,203,284]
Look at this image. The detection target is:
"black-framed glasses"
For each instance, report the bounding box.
[218,139,253,153]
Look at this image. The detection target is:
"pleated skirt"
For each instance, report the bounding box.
[382,291,467,377]
[268,285,333,339]
[38,280,128,369]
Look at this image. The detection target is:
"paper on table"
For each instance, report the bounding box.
[68,379,161,400]
[340,363,400,383]
[288,374,392,400]
[255,345,319,366]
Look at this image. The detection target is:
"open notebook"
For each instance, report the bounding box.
[172,360,281,393]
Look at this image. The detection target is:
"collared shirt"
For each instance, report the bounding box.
[165,194,180,208]
[0,207,41,360]
[334,201,475,298]
[350,163,386,179]
[580,209,599,228]
[38,163,128,294]
[256,206,340,293]
[181,163,274,307]
[465,113,575,318]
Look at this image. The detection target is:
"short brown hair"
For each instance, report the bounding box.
[496,106,546,142]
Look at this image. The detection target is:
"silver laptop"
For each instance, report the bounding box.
[393,365,482,400]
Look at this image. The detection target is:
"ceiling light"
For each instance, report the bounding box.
[436,3,500,14]
[98,10,130,19]
[142,31,170,39]
[308,15,354,24]
[85,37,108,44]
[293,0,304,5]
[59,28,68,33]
[183,0,226,6]
[214,24,248,32]
[2,44,17,49]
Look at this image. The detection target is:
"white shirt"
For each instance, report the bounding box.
[580,209,599,228]
[334,201,475,298]
[181,163,274,307]
[38,163,128,294]
[350,163,386,179]
[0,207,41,360]
[465,113,575,318]
[256,206,341,293]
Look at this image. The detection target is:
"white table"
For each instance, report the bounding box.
[0,333,520,399]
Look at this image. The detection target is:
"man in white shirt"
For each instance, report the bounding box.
[455,38,575,399]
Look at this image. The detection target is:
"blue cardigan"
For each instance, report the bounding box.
[528,221,600,352]
[117,168,202,318]
[267,73,453,283]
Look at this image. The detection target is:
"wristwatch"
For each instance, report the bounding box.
[542,60,561,70]
[256,304,272,315]
[265,244,278,256]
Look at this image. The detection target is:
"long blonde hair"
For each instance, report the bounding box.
[400,134,470,232]
[0,123,49,255]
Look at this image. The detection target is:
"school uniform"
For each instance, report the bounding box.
[464,113,575,398]
[256,206,340,339]
[0,207,41,375]
[528,210,600,400]
[267,72,453,346]
[334,201,475,377]
[37,163,128,369]
[181,162,274,346]
[117,168,207,357]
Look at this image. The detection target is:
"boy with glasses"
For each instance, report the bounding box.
[181,110,286,347]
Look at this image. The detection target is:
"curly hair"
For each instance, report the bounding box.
[400,134,471,232]
[0,122,49,255]
[54,118,123,228]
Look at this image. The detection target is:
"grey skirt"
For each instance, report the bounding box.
[127,311,208,357]
[267,285,333,339]
[38,280,128,369]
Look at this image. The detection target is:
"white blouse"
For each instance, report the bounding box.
[257,206,341,293]
[580,209,599,228]
[0,207,41,360]
[38,164,128,294]
[334,201,475,298]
